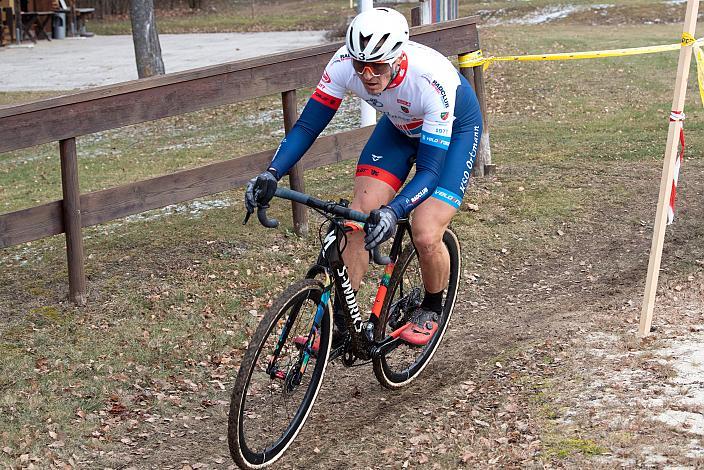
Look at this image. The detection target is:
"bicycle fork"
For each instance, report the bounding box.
[266,285,331,391]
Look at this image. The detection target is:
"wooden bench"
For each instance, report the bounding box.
[19,10,52,42]
[68,5,92,36]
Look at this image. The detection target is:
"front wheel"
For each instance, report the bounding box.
[373,228,461,389]
[228,279,333,469]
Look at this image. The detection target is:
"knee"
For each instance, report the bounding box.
[412,227,444,257]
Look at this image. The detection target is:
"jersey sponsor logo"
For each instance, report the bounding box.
[459,126,481,193]
[421,130,451,149]
[322,70,331,83]
[365,98,384,108]
[433,188,462,209]
[388,113,415,122]
[371,154,383,162]
[311,87,342,110]
[397,98,411,107]
[332,53,352,65]
[356,164,403,191]
[410,187,429,204]
[431,80,450,108]
[400,105,410,113]
[440,111,449,120]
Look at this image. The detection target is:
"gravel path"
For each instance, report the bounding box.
[0,31,329,91]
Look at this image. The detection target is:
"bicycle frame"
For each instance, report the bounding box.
[251,187,418,378]
[309,215,415,362]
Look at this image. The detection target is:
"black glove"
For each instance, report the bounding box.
[364,206,397,251]
[245,169,278,213]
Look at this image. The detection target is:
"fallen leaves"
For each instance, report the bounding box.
[108,402,128,415]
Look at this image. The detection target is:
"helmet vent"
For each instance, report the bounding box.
[359,33,372,51]
[370,33,390,57]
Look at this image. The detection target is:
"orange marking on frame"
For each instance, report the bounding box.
[343,221,364,232]
[371,263,395,318]
[371,286,387,318]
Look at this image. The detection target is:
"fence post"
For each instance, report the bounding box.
[469,62,493,176]
[281,90,308,236]
[59,138,87,305]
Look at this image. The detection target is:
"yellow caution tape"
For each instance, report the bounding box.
[694,40,704,106]
[459,37,704,106]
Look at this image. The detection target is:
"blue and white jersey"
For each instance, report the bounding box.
[313,41,461,151]
[268,40,481,218]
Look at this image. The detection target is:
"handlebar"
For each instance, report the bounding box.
[245,187,391,265]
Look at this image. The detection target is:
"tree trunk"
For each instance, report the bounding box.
[129,0,165,78]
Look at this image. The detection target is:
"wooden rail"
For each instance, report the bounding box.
[0,16,483,304]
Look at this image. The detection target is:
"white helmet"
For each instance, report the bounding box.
[345,7,409,63]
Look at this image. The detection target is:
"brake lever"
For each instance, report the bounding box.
[243,209,253,225]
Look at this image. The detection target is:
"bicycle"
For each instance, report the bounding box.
[228,187,461,469]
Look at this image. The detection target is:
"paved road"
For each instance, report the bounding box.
[0,32,329,91]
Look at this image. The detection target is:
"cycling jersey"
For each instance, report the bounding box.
[269,41,482,218]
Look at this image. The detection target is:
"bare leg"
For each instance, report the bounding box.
[411,197,457,293]
[344,176,396,289]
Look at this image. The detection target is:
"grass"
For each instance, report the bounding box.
[545,437,608,458]
[83,0,692,36]
[2,12,704,469]
[88,0,416,35]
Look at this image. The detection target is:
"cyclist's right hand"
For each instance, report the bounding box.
[244,169,279,215]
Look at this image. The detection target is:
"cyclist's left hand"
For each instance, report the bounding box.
[364,206,397,250]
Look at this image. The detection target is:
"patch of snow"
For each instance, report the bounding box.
[580,327,704,460]
[0,197,235,265]
[685,439,704,458]
[664,0,687,5]
[486,4,612,26]
[119,198,234,226]
[656,336,704,386]
[642,451,669,465]
[655,410,704,436]
[491,5,587,25]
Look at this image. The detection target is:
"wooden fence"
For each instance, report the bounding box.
[0,16,484,304]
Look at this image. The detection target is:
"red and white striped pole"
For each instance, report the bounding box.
[639,0,700,337]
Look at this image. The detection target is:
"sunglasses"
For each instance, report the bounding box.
[352,59,392,77]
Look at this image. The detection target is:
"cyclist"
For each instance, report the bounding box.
[245,7,482,347]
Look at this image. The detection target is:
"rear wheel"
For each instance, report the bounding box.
[372,228,461,389]
[228,279,332,469]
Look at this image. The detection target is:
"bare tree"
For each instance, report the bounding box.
[129,0,165,78]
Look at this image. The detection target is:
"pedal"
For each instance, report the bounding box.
[341,348,357,366]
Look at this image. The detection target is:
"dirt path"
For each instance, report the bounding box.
[73,160,704,469]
